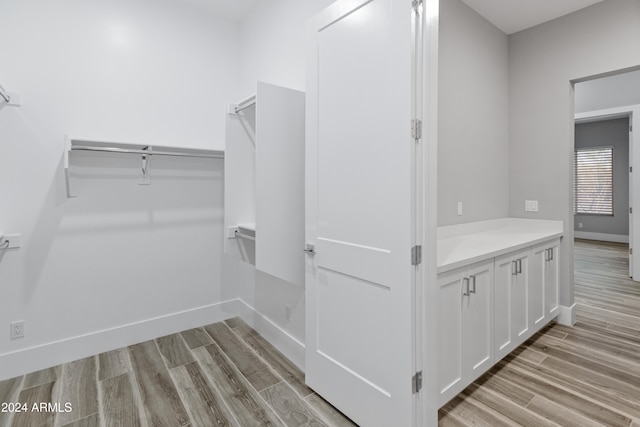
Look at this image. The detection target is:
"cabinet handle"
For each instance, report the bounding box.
[545,248,554,261]
[517,259,522,274]
[462,277,470,296]
[512,260,518,275]
[469,275,477,294]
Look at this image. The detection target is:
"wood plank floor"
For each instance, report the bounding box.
[1,239,638,426]
[440,239,640,427]
[0,318,356,427]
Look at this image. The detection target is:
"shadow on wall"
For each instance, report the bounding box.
[23,150,224,303]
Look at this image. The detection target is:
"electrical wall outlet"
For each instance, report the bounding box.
[578,223,583,228]
[10,321,25,339]
[457,202,463,216]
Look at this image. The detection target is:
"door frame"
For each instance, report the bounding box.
[575,104,640,279]
[418,0,440,425]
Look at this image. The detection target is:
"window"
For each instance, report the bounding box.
[574,146,614,215]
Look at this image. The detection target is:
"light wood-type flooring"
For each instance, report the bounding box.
[1,239,639,427]
[440,239,640,426]
[0,318,356,427]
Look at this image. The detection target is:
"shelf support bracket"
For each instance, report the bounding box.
[139,146,151,185]
[64,136,76,198]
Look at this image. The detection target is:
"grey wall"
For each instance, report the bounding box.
[508,0,640,312]
[438,0,509,226]
[575,69,640,113]
[574,118,630,236]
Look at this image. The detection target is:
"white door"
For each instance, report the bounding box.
[305,0,416,425]
[529,244,546,329]
[493,255,512,360]
[465,262,493,378]
[545,240,560,317]
[512,252,529,340]
[437,269,464,406]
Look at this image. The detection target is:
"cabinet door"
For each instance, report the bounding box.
[493,254,513,360]
[545,239,560,318]
[464,262,494,379]
[437,269,464,406]
[512,251,530,345]
[529,244,546,329]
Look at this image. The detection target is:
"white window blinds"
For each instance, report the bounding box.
[574,146,614,215]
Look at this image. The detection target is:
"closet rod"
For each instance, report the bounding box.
[234,94,256,113]
[71,145,225,159]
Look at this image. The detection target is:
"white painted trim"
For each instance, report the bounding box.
[574,231,629,243]
[555,303,576,326]
[421,0,440,426]
[235,300,306,371]
[0,299,246,381]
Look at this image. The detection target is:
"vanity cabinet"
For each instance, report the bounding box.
[437,219,563,408]
[437,260,494,406]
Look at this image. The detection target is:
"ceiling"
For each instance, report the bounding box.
[185,0,605,32]
[183,0,260,22]
[461,0,605,34]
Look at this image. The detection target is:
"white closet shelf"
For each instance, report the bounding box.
[63,136,225,198]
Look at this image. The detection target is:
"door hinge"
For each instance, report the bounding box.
[411,119,423,140]
[411,245,422,266]
[412,371,423,394]
[631,207,633,214]
[631,166,633,173]
[630,248,633,255]
[631,125,633,132]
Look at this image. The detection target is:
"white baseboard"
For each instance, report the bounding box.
[0,299,245,381]
[236,300,306,371]
[556,303,576,326]
[0,298,306,382]
[574,231,629,243]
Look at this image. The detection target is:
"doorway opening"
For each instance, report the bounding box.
[573,68,640,280]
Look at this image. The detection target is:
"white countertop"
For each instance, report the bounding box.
[438,218,564,274]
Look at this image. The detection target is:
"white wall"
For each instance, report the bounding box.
[438,0,509,226]
[0,0,242,379]
[220,0,335,364]
[575,69,640,113]
[508,0,640,319]
[574,118,629,238]
[238,0,335,95]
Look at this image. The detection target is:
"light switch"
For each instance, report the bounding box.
[525,200,539,212]
[457,202,463,216]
